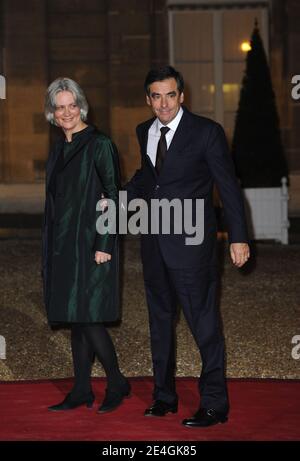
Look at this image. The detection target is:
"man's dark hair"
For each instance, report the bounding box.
[144,65,184,96]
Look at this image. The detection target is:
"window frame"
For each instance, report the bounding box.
[168,2,269,129]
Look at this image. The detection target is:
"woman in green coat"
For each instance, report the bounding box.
[43,77,130,413]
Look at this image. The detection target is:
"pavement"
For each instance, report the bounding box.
[1,236,300,381]
[0,183,299,380]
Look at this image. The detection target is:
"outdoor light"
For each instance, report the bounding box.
[240,41,251,52]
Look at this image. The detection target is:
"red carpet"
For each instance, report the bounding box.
[0,378,299,441]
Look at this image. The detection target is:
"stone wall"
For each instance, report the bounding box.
[0,0,169,183]
[0,0,299,185]
[271,0,300,172]
[107,0,168,180]
[0,0,49,182]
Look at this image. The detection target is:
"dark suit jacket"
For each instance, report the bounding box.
[126,107,248,270]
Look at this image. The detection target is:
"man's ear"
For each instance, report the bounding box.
[146,95,151,106]
[180,92,184,103]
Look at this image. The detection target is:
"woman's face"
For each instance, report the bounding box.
[54,91,83,134]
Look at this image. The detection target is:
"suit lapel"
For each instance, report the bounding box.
[165,108,192,158]
[138,109,193,179]
[139,118,157,178]
[159,108,192,177]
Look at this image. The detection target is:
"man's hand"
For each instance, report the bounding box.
[229,243,250,268]
[95,251,111,264]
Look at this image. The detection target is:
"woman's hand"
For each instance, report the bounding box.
[95,251,111,264]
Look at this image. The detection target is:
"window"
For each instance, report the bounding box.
[168,1,269,143]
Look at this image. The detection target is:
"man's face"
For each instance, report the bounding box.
[146,78,184,125]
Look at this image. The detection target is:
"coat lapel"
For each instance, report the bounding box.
[46,139,64,189]
[46,126,97,190]
[62,125,97,169]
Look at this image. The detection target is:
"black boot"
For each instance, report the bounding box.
[98,379,131,413]
[48,391,95,411]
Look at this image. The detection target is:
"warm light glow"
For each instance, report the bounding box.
[222,84,240,93]
[240,41,251,52]
[201,84,215,94]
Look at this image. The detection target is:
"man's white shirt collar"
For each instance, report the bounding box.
[153,106,184,135]
[147,107,184,165]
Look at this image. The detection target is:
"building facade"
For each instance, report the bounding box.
[0,0,299,209]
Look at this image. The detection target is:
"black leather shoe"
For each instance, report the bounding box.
[182,408,228,427]
[144,400,178,417]
[48,391,95,411]
[98,380,131,413]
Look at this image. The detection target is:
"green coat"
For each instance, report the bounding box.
[42,125,120,324]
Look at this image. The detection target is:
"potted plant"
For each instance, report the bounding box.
[231,21,289,243]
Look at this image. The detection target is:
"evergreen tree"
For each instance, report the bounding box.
[232,21,288,187]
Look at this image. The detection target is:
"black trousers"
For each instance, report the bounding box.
[142,242,229,413]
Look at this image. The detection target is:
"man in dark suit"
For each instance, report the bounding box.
[125,66,250,427]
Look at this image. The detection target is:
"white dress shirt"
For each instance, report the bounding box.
[146,107,184,166]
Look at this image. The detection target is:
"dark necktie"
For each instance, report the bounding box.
[155,126,170,174]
